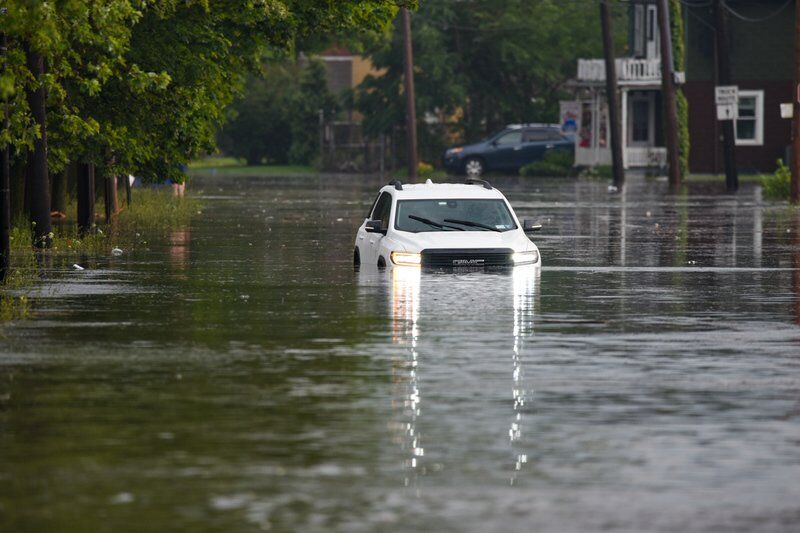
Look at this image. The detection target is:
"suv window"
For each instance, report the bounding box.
[366,193,381,218]
[371,191,393,230]
[547,130,564,141]
[495,131,522,146]
[523,130,549,142]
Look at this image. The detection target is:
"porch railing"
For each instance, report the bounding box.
[577,58,663,83]
[625,146,667,168]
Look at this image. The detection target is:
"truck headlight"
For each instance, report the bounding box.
[512,249,539,265]
[391,251,422,266]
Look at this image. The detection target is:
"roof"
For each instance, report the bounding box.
[382,181,506,200]
[505,123,560,130]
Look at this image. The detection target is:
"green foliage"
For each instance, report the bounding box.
[390,161,446,180]
[218,59,337,166]
[218,65,297,165]
[580,165,614,180]
[761,159,791,200]
[0,294,30,322]
[288,60,338,165]
[1,0,404,181]
[520,149,575,177]
[670,0,690,178]
[353,0,625,155]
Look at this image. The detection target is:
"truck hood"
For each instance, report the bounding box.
[391,230,534,252]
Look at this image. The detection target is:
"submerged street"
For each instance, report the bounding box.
[1,175,799,531]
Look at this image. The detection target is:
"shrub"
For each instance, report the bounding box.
[418,161,435,177]
[520,149,575,177]
[579,165,613,180]
[761,159,791,200]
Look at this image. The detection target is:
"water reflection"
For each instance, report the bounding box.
[368,266,540,488]
[510,266,538,484]
[168,228,191,273]
[389,267,423,488]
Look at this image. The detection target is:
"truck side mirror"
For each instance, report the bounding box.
[365,219,386,235]
[523,220,542,233]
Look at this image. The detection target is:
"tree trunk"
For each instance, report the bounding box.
[10,156,26,223]
[104,174,118,223]
[51,170,67,217]
[124,173,132,206]
[24,46,52,248]
[1,32,10,281]
[77,162,95,235]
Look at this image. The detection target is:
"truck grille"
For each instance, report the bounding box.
[420,248,514,268]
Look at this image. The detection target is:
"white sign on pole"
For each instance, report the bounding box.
[715,85,738,105]
[716,104,738,121]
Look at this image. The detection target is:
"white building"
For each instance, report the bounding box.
[562,2,684,169]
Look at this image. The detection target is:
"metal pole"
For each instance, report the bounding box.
[600,0,625,189]
[714,0,738,192]
[318,109,324,171]
[657,0,682,188]
[0,30,10,281]
[401,8,418,180]
[792,0,800,204]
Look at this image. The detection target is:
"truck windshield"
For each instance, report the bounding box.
[395,199,517,233]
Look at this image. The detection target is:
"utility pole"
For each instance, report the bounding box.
[401,7,418,181]
[657,0,682,188]
[792,0,800,204]
[600,0,624,189]
[714,0,738,192]
[1,28,10,281]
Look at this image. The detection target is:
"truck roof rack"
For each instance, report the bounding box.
[465,177,492,190]
[388,179,403,191]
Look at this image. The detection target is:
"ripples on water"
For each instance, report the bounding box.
[0,176,799,531]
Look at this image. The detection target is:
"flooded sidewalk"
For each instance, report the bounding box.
[1,175,799,532]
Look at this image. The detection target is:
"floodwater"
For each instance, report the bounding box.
[1,175,799,532]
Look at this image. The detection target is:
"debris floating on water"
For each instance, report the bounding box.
[607,185,618,193]
[110,492,135,505]
[111,248,124,256]
[72,264,84,271]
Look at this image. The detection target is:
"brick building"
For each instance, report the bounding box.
[565,0,794,174]
[684,0,794,174]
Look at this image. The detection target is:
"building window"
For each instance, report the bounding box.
[735,90,764,146]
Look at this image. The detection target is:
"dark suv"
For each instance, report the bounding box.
[443,124,573,177]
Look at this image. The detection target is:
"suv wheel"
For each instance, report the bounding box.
[353,248,361,270]
[464,157,485,177]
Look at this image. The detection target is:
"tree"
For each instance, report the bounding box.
[218,65,297,166]
[354,0,623,156]
[1,0,412,250]
[288,59,338,165]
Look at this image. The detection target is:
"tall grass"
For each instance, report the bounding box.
[1,188,201,321]
[761,160,791,200]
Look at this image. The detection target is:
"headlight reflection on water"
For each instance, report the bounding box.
[388,265,539,488]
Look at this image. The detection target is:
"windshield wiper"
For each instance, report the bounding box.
[408,214,464,231]
[443,218,502,232]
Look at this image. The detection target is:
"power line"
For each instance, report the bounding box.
[721,0,793,23]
